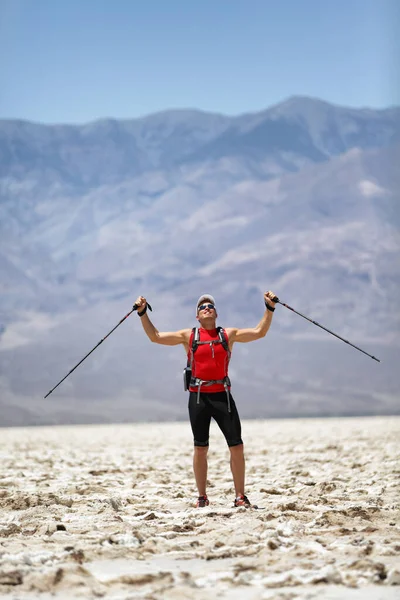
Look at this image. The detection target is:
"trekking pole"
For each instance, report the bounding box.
[44,302,152,398]
[271,296,380,362]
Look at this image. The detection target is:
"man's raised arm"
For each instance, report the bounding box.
[134,296,190,348]
[226,291,277,346]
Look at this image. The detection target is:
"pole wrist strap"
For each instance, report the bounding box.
[265,301,275,312]
[138,304,148,317]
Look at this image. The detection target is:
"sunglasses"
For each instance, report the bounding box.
[198,303,215,312]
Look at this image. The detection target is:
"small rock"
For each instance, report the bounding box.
[0,523,21,536]
[318,481,337,493]
[39,522,57,536]
[143,511,158,520]
[361,541,374,556]
[260,488,283,495]
[70,550,85,564]
[109,497,122,511]
[310,565,343,584]
[267,538,280,550]
[279,502,298,511]
[386,568,400,585]
[53,568,64,585]
[0,570,23,586]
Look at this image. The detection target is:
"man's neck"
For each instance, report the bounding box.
[199,320,217,331]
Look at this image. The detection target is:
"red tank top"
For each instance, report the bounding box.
[188,327,230,393]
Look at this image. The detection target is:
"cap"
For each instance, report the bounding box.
[196,294,216,314]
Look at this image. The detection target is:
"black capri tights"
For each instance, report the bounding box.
[188,391,243,447]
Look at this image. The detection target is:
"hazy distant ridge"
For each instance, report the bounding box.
[0,96,399,426]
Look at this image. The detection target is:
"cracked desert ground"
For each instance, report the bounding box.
[0,416,399,599]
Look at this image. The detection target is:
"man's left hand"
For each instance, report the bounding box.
[264,290,278,308]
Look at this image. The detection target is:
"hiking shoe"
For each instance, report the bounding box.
[234,494,252,508]
[196,495,209,508]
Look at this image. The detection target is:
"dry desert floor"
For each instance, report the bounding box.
[0,416,399,599]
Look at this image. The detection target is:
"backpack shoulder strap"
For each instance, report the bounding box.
[191,327,200,353]
[216,326,230,354]
[187,327,197,368]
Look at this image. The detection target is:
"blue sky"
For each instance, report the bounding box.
[1,0,399,123]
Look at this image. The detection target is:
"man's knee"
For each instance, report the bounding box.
[194,440,209,448]
[228,441,244,451]
[228,439,243,449]
[194,444,209,454]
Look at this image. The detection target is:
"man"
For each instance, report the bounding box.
[134,290,277,508]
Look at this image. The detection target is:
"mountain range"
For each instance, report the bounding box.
[0,96,399,426]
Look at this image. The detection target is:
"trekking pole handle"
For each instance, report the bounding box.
[271,296,280,304]
[132,302,153,312]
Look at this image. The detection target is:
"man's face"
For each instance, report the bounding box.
[197,299,217,320]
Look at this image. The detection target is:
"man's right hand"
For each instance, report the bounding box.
[134,296,147,312]
[264,290,278,308]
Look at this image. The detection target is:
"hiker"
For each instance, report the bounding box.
[135,291,277,508]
